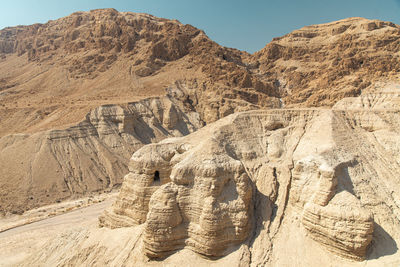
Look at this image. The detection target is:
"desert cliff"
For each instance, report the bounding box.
[1,9,400,214]
[0,9,400,266]
[4,87,397,266]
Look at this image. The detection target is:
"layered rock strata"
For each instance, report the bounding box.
[255,18,400,107]
[100,93,400,261]
[144,154,252,257]
[100,136,254,257]
[0,96,202,214]
[292,159,374,260]
[1,9,400,264]
[2,10,400,216]
[100,109,312,257]
[12,89,400,266]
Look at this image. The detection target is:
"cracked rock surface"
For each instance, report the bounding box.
[3,88,399,266]
[96,87,400,265]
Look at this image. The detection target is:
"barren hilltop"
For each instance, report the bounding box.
[1,9,399,135]
[0,8,400,266]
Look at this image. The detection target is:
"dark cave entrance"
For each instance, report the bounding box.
[154,171,160,182]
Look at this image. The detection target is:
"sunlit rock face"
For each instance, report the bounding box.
[100,89,400,261]
[144,154,252,258]
[291,159,374,261]
[0,96,201,214]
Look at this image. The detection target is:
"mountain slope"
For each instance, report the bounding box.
[0,8,279,137]
[1,10,400,214]
[254,17,400,106]
[0,97,202,214]
[5,88,400,266]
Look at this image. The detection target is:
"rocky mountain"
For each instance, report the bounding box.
[0,96,202,214]
[0,8,278,138]
[10,86,400,266]
[254,17,400,106]
[97,85,400,264]
[1,9,400,217]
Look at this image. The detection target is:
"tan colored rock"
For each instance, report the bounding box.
[100,108,312,258]
[5,90,400,266]
[144,153,252,258]
[101,138,253,257]
[0,97,201,214]
[292,159,374,260]
[255,17,400,107]
[99,89,400,263]
[302,192,374,261]
[3,12,400,141]
[2,10,400,215]
[99,142,179,227]
[2,9,400,266]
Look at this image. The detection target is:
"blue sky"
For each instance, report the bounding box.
[1,0,400,53]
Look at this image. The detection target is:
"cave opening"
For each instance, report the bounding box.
[154,171,160,182]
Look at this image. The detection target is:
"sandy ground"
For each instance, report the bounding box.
[0,191,245,267]
[0,195,115,266]
[0,199,112,239]
[0,191,118,233]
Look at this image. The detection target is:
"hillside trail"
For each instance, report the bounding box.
[0,198,113,239]
[0,196,114,266]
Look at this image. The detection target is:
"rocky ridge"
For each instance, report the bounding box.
[1,9,400,221]
[2,12,400,137]
[255,17,400,107]
[0,96,201,214]
[98,86,399,263]
[11,86,399,266]
[0,8,279,138]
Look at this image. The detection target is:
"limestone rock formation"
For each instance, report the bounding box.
[333,82,400,110]
[2,10,400,214]
[2,86,398,266]
[2,12,400,138]
[1,11,400,265]
[100,87,400,262]
[101,139,253,257]
[255,17,400,107]
[292,159,374,260]
[0,8,280,139]
[99,142,181,228]
[0,96,202,214]
[144,155,252,258]
[302,192,374,261]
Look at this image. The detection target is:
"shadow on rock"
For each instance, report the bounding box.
[367,222,398,260]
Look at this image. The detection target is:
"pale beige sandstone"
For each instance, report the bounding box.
[99,108,312,259]
[144,153,252,258]
[292,159,374,260]
[0,10,400,265]
[302,192,374,260]
[99,142,181,227]
[5,91,399,265]
[332,83,400,110]
[0,88,397,266]
[0,8,280,214]
[101,131,254,257]
[2,11,400,215]
[0,96,202,214]
[98,89,400,263]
